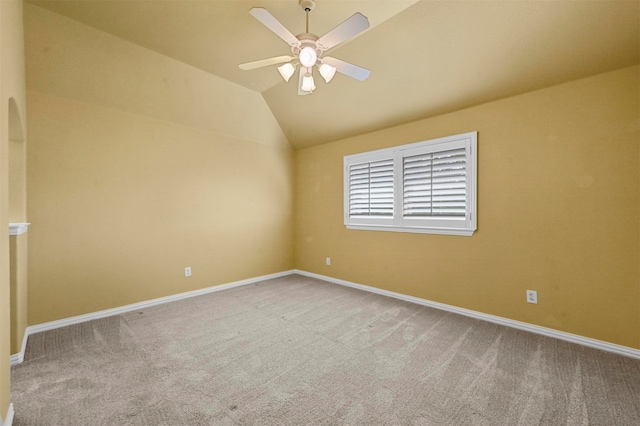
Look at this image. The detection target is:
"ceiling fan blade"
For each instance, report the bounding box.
[322,57,370,81]
[249,8,301,47]
[298,67,312,96]
[316,12,370,51]
[239,55,295,71]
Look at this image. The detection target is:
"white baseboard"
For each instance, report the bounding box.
[10,270,295,365]
[10,269,640,365]
[9,352,22,366]
[293,270,640,360]
[1,403,14,426]
[9,327,29,365]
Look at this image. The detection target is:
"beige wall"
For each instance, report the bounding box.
[295,66,640,349]
[25,4,294,325]
[1,0,26,421]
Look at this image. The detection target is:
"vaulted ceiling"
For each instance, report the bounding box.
[27,0,640,149]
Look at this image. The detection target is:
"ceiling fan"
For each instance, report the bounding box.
[239,0,371,95]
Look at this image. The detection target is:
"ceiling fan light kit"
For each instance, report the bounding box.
[239,0,371,95]
[298,46,317,68]
[277,62,296,82]
[319,62,337,83]
[301,72,316,92]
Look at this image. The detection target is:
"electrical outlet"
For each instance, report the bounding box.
[326,257,331,266]
[185,267,192,277]
[526,290,537,304]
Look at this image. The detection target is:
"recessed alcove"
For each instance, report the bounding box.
[8,97,28,356]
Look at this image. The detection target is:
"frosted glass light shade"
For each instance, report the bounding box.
[301,72,316,92]
[299,46,317,68]
[277,63,295,82]
[319,63,337,83]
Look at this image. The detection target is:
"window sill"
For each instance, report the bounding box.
[345,224,475,237]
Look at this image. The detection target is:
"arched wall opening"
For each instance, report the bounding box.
[9,97,25,222]
[8,97,28,357]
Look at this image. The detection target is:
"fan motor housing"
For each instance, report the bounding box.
[293,33,321,58]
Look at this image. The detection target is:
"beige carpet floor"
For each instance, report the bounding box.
[10,274,640,425]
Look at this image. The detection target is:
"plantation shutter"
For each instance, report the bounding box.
[348,159,394,217]
[344,131,476,235]
[403,147,467,218]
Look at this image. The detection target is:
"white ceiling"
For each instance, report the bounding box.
[27,0,640,149]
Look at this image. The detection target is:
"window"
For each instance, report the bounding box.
[344,132,477,236]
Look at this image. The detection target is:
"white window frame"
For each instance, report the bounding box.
[344,131,477,236]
